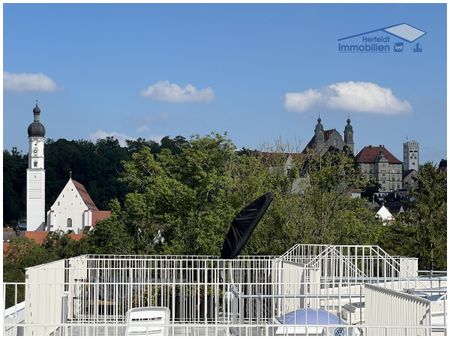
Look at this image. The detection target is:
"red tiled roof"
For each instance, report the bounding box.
[24,231,49,245]
[355,145,402,164]
[91,210,112,227]
[3,242,11,254]
[25,231,84,244]
[68,233,84,241]
[72,179,98,210]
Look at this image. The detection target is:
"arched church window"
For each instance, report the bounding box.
[67,218,72,228]
[33,161,38,167]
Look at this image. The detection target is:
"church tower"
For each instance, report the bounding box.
[26,102,46,231]
[314,117,325,152]
[344,117,354,154]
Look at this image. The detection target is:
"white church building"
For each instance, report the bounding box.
[26,102,110,234]
[46,178,111,234]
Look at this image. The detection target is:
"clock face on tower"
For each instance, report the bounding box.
[33,148,38,155]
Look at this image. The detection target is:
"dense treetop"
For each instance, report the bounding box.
[3,133,447,302]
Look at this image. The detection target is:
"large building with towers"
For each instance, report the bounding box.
[303,117,355,155]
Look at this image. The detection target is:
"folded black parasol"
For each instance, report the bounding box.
[221,192,275,259]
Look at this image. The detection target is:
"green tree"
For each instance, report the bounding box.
[3,237,57,308]
[296,150,381,244]
[113,134,386,256]
[126,137,160,154]
[3,148,28,226]
[119,133,239,255]
[87,204,135,254]
[42,231,92,258]
[388,162,447,270]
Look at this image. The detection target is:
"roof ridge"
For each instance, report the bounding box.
[355,145,402,164]
[71,179,99,211]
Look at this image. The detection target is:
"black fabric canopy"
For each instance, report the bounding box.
[221,192,274,259]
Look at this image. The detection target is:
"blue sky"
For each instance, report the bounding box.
[3,3,447,163]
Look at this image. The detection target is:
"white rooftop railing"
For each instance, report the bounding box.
[3,244,447,336]
[2,322,447,336]
[279,244,423,289]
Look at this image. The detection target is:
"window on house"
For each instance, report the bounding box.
[67,218,72,228]
[58,202,60,206]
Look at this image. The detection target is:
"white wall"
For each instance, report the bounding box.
[278,261,320,315]
[25,260,66,336]
[28,137,45,170]
[67,256,89,319]
[48,180,88,234]
[365,283,431,336]
[26,169,46,231]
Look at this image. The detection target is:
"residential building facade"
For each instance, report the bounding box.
[356,145,403,193]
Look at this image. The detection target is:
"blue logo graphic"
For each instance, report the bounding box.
[413,43,423,53]
[338,23,426,54]
[394,43,404,52]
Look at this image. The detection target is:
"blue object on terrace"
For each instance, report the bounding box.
[278,308,343,325]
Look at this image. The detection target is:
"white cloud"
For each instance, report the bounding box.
[136,112,169,133]
[89,130,134,147]
[4,72,58,92]
[284,81,412,114]
[147,135,164,143]
[141,80,215,103]
[137,125,150,133]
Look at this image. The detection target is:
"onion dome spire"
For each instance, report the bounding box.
[28,101,46,137]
